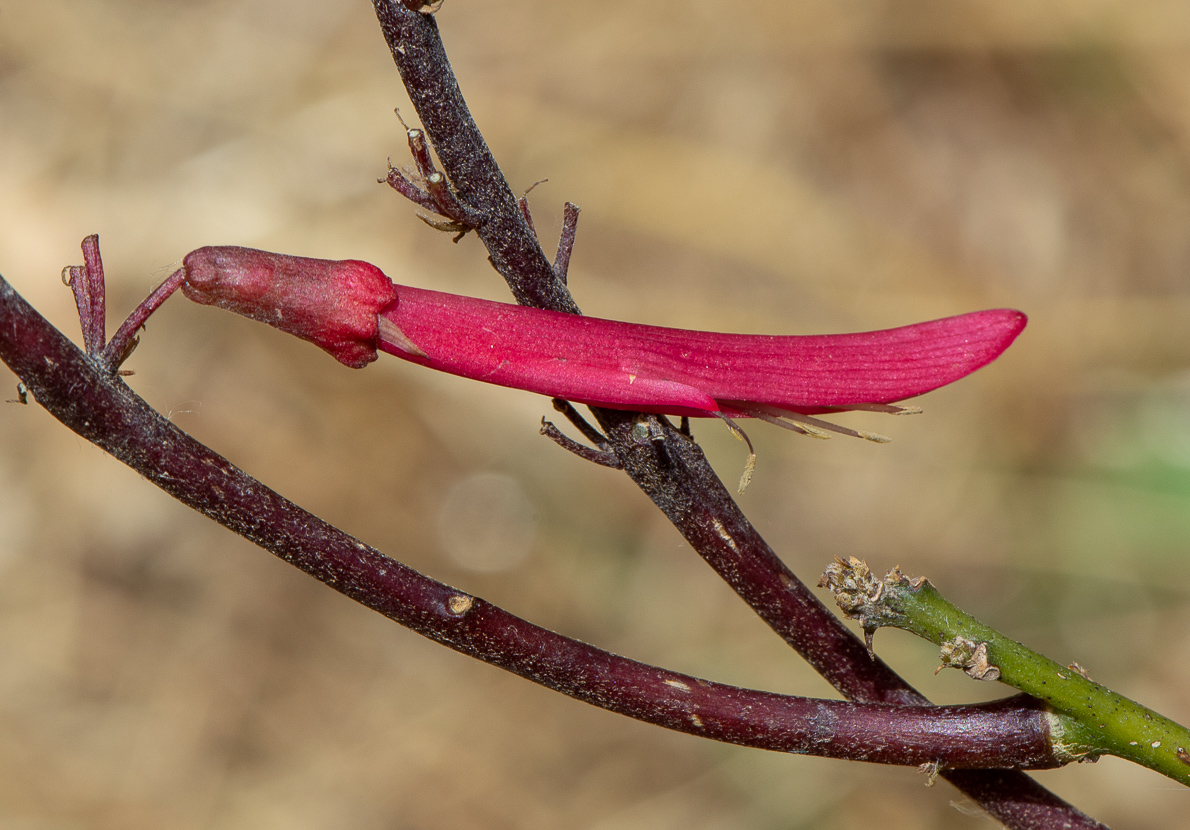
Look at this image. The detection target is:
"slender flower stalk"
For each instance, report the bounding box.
[819,557,1190,787]
[173,246,1025,441]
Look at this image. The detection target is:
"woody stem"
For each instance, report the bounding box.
[0,270,1065,770]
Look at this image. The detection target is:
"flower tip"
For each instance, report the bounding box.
[984,307,1028,346]
[916,307,1028,384]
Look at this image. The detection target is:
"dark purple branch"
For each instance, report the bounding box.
[0,271,1067,771]
[370,3,1107,827]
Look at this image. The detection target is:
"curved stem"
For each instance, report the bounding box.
[0,271,1066,770]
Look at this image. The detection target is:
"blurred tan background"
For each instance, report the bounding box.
[2,1,1189,827]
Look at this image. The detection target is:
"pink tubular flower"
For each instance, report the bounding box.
[182,247,398,370]
[178,246,1025,439]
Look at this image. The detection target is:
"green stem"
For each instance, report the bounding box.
[820,558,1190,786]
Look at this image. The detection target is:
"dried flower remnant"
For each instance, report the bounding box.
[165,247,1026,440]
[938,637,1002,682]
[818,558,925,653]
